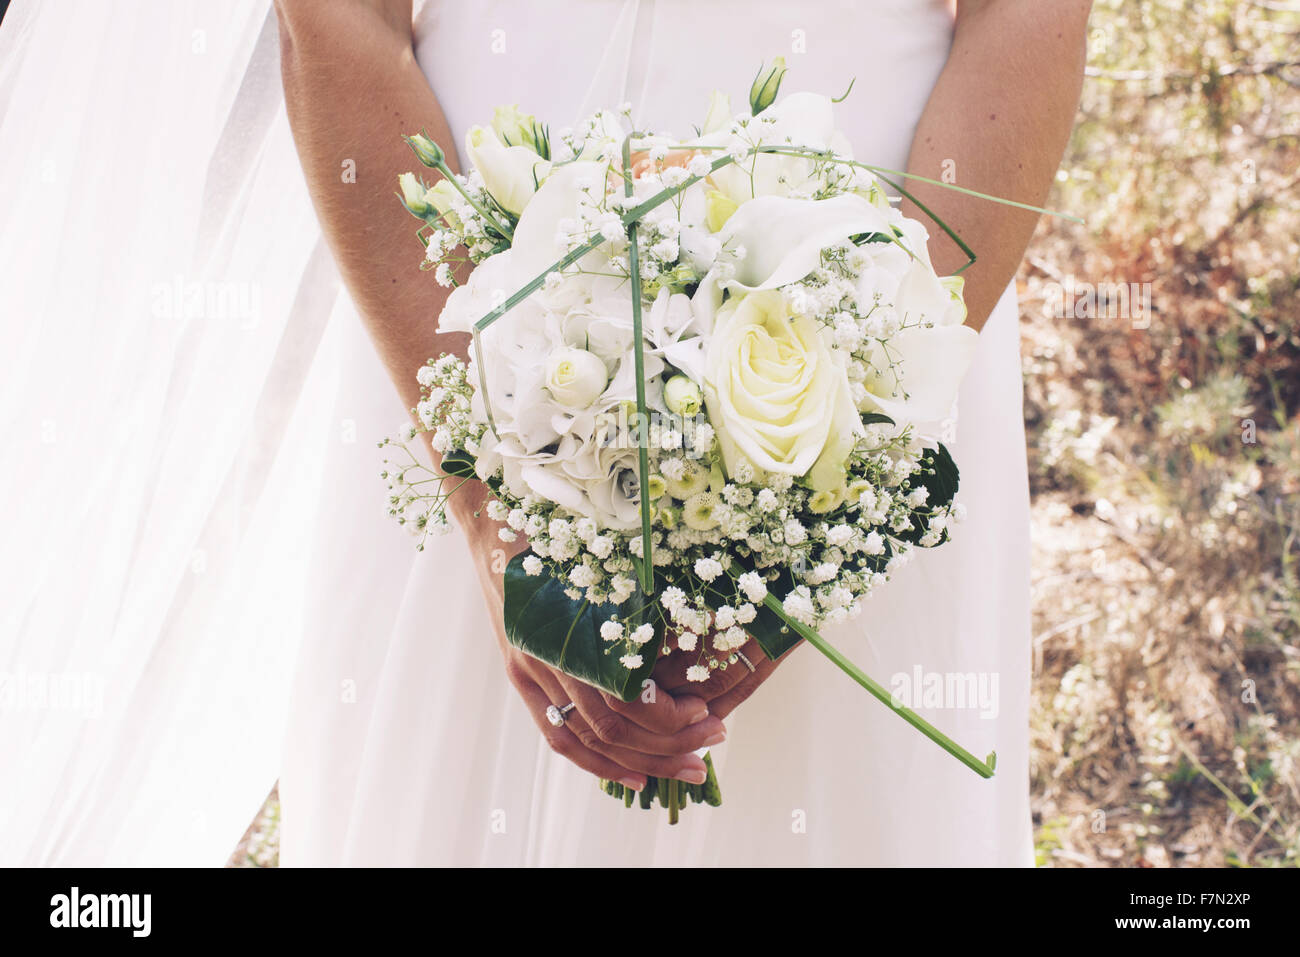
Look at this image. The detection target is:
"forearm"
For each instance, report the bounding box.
[903,0,1091,330]
[276,0,505,550]
[275,0,465,413]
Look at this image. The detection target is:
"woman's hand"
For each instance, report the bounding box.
[652,635,801,721]
[446,484,723,789]
[501,645,724,789]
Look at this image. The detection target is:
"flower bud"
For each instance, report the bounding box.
[663,374,703,416]
[544,347,609,408]
[397,172,431,216]
[426,179,463,229]
[749,57,788,116]
[491,104,549,159]
[405,132,446,168]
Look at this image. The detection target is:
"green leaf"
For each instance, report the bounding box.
[919,443,960,508]
[859,412,896,427]
[503,552,661,702]
[896,443,960,546]
[439,448,477,478]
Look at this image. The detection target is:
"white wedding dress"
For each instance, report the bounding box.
[278,0,1033,866]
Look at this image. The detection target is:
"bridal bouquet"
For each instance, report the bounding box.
[383,61,1003,821]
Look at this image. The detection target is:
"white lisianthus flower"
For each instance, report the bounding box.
[703,289,862,490]
[544,347,608,408]
[464,124,553,216]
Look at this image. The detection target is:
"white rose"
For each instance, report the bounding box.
[703,289,862,490]
[464,125,552,216]
[544,347,609,408]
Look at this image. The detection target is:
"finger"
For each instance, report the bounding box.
[596,677,712,736]
[705,645,782,720]
[558,672,725,757]
[505,657,647,790]
[539,670,710,783]
[654,643,752,703]
[658,637,784,704]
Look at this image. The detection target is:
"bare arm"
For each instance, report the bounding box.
[274,0,458,415]
[903,0,1092,330]
[274,0,718,787]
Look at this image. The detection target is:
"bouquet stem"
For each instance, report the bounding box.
[761,594,997,778]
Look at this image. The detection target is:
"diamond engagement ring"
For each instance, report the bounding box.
[736,650,756,674]
[545,702,576,727]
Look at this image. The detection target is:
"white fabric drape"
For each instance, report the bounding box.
[1,0,1034,867]
[0,0,338,865]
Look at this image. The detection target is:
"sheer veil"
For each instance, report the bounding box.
[0,0,344,864]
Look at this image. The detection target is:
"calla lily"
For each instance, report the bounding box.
[701,90,732,134]
[715,193,890,292]
[860,323,979,427]
[507,161,608,285]
[704,92,851,205]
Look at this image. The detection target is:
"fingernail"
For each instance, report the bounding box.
[679,767,707,785]
[683,696,708,723]
[619,776,646,791]
[701,730,726,747]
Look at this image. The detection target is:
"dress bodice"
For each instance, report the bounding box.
[412,0,955,174]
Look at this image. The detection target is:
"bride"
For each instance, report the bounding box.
[269,0,1089,866]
